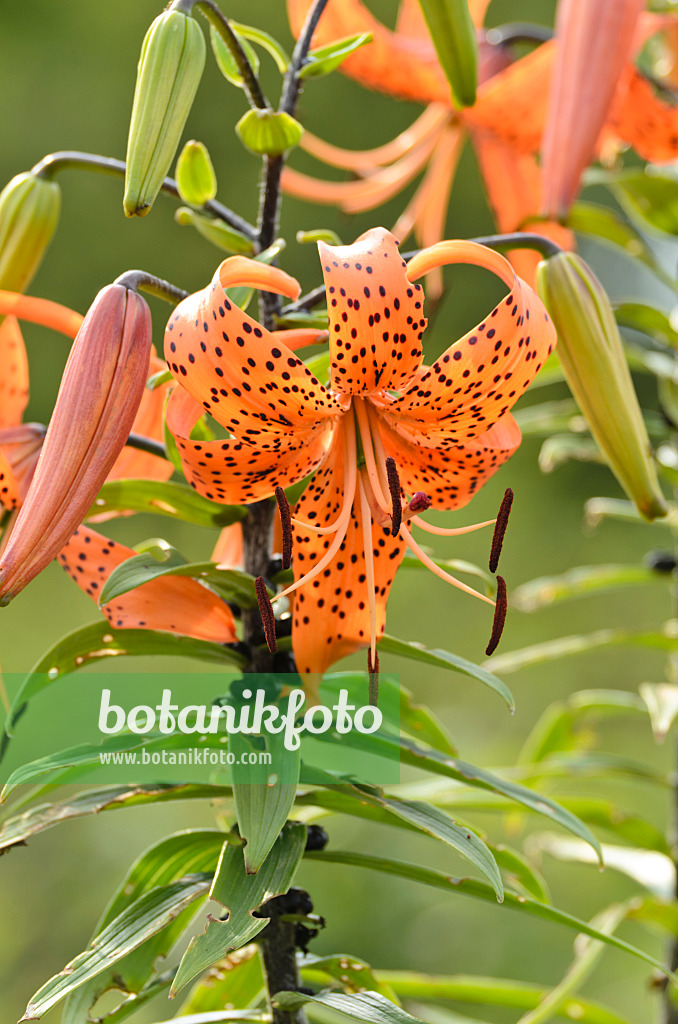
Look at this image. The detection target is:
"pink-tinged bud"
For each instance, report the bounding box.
[0,285,152,603]
[541,0,644,218]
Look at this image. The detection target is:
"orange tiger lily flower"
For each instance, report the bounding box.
[57,524,237,644]
[284,0,566,293]
[164,228,555,677]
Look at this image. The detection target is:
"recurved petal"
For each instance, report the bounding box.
[376,411,521,510]
[165,258,340,440]
[212,522,243,569]
[58,525,237,643]
[610,64,678,161]
[165,387,335,504]
[287,0,450,104]
[465,40,555,155]
[384,241,555,445]
[291,433,405,675]
[540,0,644,217]
[0,317,28,429]
[321,227,426,396]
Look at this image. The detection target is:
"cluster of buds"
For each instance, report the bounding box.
[538,252,668,521]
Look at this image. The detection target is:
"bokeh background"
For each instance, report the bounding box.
[0,1,675,1021]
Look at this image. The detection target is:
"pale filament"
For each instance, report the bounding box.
[289,414,356,535]
[272,415,357,603]
[358,474,378,667]
[354,399,391,516]
[399,523,496,608]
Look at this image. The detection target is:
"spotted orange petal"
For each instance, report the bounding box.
[165,387,335,504]
[382,241,556,445]
[375,411,521,511]
[287,0,450,104]
[165,258,340,441]
[291,431,405,675]
[0,317,29,429]
[321,227,426,396]
[465,41,556,155]
[212,523,243,569]
[610,64,678,162]
[58,525,237,643]
[0,424,45,510]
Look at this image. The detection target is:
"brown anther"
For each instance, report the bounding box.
[255,576,277,653]
[489,488,513,573]
[275,485,293,570]
[385,457,402,537]
[367,649,380,706]
[408,491,431,513]
[485,576,507,657]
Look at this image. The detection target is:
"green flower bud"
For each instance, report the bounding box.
[236,109,303,156]
[0,172,60,293]
[537,252,668,521]
[124,10,206,218]
[175,139,217,205]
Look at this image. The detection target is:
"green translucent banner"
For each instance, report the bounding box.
[0,671,402,793]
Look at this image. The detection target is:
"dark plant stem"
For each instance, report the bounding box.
[32,151,258,240]
[114,270,188,306]
[125,432,168,460]
[241,0,332,674]
[485,23,554,47]
[663,485,678,1023]
[192,0,269,110]
[259,904,305,1024]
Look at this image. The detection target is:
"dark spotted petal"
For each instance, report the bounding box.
[58,525,237,642]
[165,387,335,504]
[292,425,405,674]
[384,241,556,446]
[375,412,521,511]
[320,227,425,396]
[164,256,340,442]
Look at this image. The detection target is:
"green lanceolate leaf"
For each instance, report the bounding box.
[615,302,678,347]
[513,564,660,612]
[172,822,307,994]
[99,551,265,608]
[379,635,514,712]
[568,201,672,284]
[62,830,226,1022]
[486,626,678,676]
[88,479,247,527]
[305,851,677,984]
[377,970,634,1024]
[591,167,678,236]
[210,24,260,87]
[538,435,604,473]
[0,783,232,852]
[274,989,423,1024]
[21,875,212,1020]
[301,33,373,78]
[513,398,583,437]
[301,954,387,995]
[2,622,245,742]
[491,844,550,903]
[231,729,301,873]
[415,0,478,106]
[182,945,266,1013]
[176,206,256,254]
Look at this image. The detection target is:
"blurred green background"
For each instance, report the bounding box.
[0,1,675,1021]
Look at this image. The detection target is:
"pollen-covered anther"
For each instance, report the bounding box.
[489,488,514,573]
[385,456,402,537]
[485,576,507,657]
[275,485,293,571]
[367,648,380,707]
[255,576,277,654]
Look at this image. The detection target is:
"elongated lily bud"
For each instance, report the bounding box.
[0,285,152,603]
[0,172,60,292]
[537,252,667,521]
[541,0,644,218]
[124,10,206,217]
